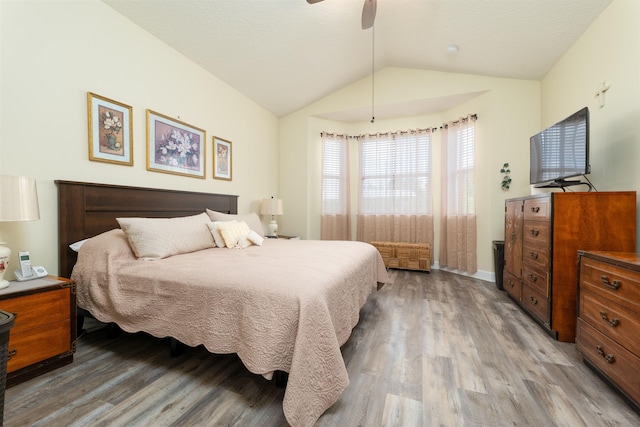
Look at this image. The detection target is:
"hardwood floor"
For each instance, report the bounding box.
[4,269,639,426]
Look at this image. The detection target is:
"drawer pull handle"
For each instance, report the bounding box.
[529,229,539,236]
[527,273,537,282]
[595,345,616,364]
[600,276,620,290]
[529,295,538,305]
[529,252,538,260]
[530,206,540,213]
[599,311,620,327]
[7,348,16,360]
[508,280,515,288]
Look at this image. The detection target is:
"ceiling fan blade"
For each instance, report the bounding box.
[307,0,324,4]
[361,0,377,29]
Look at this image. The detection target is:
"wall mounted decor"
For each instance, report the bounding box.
[87,92,133,165]
[146,110,206,179]
[213,136,232,181]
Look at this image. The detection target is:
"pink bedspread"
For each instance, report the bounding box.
[72,230,388,426]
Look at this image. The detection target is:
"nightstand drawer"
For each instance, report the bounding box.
[0,288,70,333]
[7,319,71,372]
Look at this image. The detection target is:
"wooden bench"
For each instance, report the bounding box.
[370,241,431,272]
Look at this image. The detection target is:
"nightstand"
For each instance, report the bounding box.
[0,276,76,387]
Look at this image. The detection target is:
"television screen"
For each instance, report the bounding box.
[530,107,590,186]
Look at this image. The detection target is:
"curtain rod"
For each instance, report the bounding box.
[320,113,478,138]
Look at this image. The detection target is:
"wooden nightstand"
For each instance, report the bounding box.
[0,276,76,387]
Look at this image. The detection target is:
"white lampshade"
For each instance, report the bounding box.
[260,197,283,237]
[0,175,41,222]
[260,197,283,216]
[0,175,41,289]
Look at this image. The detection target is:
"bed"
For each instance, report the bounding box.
[56,180,388,427]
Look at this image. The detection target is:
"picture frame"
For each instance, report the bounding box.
[146,110,206,179]
[87,92,133,165]
[213,136,232,181]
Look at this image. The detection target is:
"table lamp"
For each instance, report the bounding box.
[0,176,41,289]
[260,196,283,237]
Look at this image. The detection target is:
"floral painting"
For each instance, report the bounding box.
[146,110,206,178]
[213,136,232,181]
[87,92,133,165]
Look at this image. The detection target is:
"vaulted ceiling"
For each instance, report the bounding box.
[103,0,611,118]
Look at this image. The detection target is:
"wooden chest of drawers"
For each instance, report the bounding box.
[0,276,76,387]
[504,192,636,342]
[577,251,640,412]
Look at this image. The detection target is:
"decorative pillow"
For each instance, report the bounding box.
[206,221,227,248]
[206,209,264,237]
[117,212,214,260]
[69,239,89,252]
[237,229,264,249]
[217,220,251,248]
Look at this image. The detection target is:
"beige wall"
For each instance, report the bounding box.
[0,0,279,278]
[280,67,540,281]
[541,0,640,219]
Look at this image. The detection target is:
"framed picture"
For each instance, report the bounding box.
[87,92,133,165]
[213,136,232,181]
[146,110,206,179]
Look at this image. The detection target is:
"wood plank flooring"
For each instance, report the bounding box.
[4,269,640,426]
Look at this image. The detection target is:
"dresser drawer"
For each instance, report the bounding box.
[7,319,71,372]
[524,197,550,221]
[0,288,70,333]
[523,221,550,248]
[503,269,521,301]
[579,257,640,313]
[579,289,640,356]
[522,242,549,271]
[577,319,640,405]
[522,283,550,325]
[522,266,549,297]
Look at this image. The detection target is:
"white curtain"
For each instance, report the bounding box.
[321,132,351,240]
[356,129,434,253]
[440,115,477,273]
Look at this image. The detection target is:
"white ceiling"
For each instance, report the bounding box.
[102,0,611,119]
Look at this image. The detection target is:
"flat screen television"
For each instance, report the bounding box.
[530,106,590,188]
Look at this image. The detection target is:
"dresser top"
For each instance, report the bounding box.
[579,251,640,272]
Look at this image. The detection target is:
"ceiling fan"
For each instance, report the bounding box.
[307,0,377,30]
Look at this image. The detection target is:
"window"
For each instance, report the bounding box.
[321,134,349,216]
[444,119,475,215]
[359,131,432,215]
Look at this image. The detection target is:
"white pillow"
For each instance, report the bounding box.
[217,220,251,248]
[206,221,227,247]
[117,212,214,260]
[69,239,89,252]
[206,209,264,237]
[237,230,265,249]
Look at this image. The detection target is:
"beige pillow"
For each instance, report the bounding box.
[217,220,251,248]
[117,212,214,260]
[206,209,264,237]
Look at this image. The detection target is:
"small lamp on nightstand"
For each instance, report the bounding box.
[0,176,41,289]
[260,196,283,237]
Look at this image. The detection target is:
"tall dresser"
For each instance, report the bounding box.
[577,251,640,412]
[503,191,636,342]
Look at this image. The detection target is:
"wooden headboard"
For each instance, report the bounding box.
[56,180,238,278]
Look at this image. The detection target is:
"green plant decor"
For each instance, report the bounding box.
[500,163,512,191]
